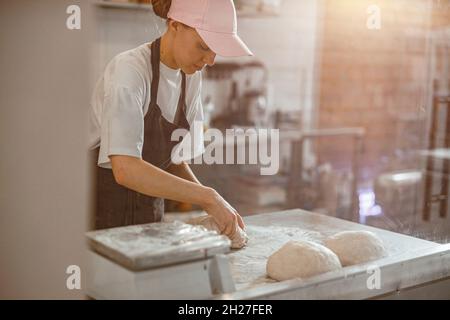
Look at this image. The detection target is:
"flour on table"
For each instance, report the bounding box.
[186,215,248,249]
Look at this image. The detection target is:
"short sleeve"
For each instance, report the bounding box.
[98,61,146,168]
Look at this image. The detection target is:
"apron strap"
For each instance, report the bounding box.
[149,38,161,107]
[173,71,189,127]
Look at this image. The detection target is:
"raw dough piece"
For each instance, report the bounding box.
[187,215,248,249]
[266,240,342,281]
[323,231,387,266]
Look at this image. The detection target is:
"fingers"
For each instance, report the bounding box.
[226,215,238,237]
[205,192,243,238]
[219,221,233,237]
[219,214,237,237]
[225,223,234,237]
[236,214,246,230]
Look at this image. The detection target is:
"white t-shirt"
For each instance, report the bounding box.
[89,42,205,169]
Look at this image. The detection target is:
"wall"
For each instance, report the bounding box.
[0,0,93,298]
[90,4,166,89]
[315,0,444,182]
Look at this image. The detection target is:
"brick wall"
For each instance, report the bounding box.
[315,0,448,182]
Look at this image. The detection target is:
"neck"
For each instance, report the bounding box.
[160,33,179,70]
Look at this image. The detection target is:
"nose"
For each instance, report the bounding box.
[204,51,216,67]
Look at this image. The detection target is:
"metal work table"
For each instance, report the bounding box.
[86,209,450,299]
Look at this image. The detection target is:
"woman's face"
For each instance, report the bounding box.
[170,21,216,74]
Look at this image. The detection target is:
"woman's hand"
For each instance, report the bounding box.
[202,188,245,237]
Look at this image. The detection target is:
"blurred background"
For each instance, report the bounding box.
[1,0,449,298]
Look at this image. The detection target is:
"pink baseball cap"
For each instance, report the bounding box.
[167,0,253,57]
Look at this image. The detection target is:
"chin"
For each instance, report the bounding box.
[183,65,201,75]
[187,69,198,75]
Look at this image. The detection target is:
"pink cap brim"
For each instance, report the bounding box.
[196,29,253,57]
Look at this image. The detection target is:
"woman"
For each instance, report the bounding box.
[88,0,253,238]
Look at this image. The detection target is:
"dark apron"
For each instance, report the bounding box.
[93,37,191,230]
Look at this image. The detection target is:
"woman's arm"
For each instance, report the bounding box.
[111,155,209,206]
[166,161,202,185]
[110,155,245,234]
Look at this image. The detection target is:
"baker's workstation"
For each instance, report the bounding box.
[64,0,450,301]
[86,209,450,299]
[2,0,450,302]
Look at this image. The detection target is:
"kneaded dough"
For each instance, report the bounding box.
[187,215,248,249]
[323,231,387,266]
[266,240,342,281]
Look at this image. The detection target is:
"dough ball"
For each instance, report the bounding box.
[187,215,248,249]
[266,240,342,281]
[323,231,387,266]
